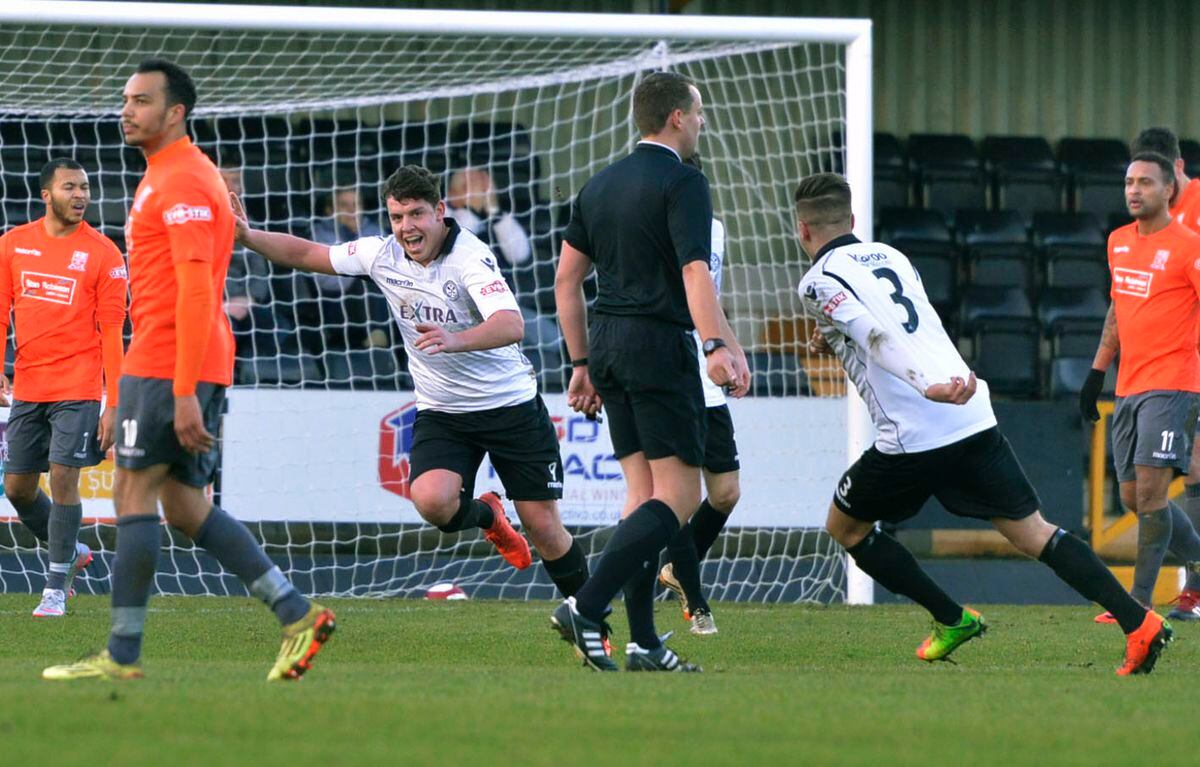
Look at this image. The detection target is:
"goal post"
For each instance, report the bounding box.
[0,2,873,604]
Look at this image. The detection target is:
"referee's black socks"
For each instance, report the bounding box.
[1038,527,1147,634]
[845,528,963,626]
[574,499,679,622]
[543,539,589,598]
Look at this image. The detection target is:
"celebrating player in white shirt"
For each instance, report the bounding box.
[229,165,591,599]
[795,172,1168,676]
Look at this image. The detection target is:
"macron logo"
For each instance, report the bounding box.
[163,203,213,226]
[1113,246,1131,254]
[14,247,41,256]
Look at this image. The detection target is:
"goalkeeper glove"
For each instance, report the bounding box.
[1078,368,1106,423]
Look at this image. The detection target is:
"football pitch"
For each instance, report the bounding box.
[1,596,1194,767]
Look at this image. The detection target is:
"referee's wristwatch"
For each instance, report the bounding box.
[701,338,727,356]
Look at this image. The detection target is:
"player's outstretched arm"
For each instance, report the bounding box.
[229,192,337,275]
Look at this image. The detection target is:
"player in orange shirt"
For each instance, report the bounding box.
[1128,128,1200,620]
[1080,152,1200,628]
[0,158,125,618]
[43,59,332,683]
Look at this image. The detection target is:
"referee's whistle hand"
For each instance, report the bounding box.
[705,347,740,393]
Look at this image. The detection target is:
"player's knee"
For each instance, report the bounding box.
[3,475,37,507]
[1134,488,1168,514]
[47,466,80,502]
[707,482,740,514]
[409,488,458,526]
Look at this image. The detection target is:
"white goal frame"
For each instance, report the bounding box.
[0,1,875,604]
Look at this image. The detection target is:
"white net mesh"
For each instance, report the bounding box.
[0,11,856,602]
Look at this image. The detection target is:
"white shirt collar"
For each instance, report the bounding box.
[637,139,681,161]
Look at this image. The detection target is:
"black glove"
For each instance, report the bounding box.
[1078,368,1106,422]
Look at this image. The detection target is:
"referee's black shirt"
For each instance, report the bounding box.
[563,142,713,328]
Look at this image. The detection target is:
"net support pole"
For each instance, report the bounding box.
[844,21,875,606]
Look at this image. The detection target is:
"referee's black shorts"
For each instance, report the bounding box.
[589,314,706,467]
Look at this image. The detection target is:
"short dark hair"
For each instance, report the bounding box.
[1132,127,1180,163]
[793,173,852,228]
[632,71,696,136]
[135,58,196,119]
[381,165,440,208]
[1130,151,1176,187]
[39,158,85,190]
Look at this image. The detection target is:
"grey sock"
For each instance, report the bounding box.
[1166,500,1200,591]
[11,490,51,542]
[1132,507,1172,605]
[107,514,162,665]
[194,507,310,625]
[1185,485,1200,590]
[45,503,83,591]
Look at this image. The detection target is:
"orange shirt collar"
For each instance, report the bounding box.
[146,135,194,168]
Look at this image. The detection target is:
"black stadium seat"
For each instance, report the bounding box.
[1058,137,1129,221]
[981,135,1061,222]
[873,132,909,212]
[907,133,985,220]
[1032,211,1107,289]
[953,209,1033,292]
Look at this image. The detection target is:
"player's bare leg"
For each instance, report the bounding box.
[411,469,530,569]
[992,511,1170,675]
[514,499,589,597]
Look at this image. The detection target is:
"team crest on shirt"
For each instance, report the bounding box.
[442,280,460,300]
[67,251,89,272]
[1151,249,1171,271]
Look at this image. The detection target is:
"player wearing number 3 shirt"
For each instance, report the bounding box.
[795,172,1167,676]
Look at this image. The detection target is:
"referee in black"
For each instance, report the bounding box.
[552,71,750,671]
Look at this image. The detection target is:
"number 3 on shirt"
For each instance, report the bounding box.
[872,267,919,333]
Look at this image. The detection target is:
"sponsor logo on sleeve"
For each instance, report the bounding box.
[442,280,460,300]
[479,279,509,296]
[68,251,89,272]
[822,290,848,316]
[109,265,128,280]
[20,271,77,305]
[1112,267,1153,297]
[162,203,213,226]
[347,241,358,257]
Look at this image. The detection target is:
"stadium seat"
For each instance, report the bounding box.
[981,135,1061,222]
[321,348,401,390]
[1047,357,1095,398]
[907,133,985,220]
[1037,286,1106,358]
[749,351,805,397]
[959,284,1033,334]
[1032,212,1107,288]
[953,209,1033,291]
[237,354,321,387]
[970,321,1041,398]
[873,132,909,212]
[378,121,451,174]
[1181,138,1200,179]
[1058,137,1129,220]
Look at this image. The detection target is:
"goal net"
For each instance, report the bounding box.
[0,3,872,603]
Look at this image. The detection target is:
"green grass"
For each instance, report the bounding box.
[0,596,1194,767]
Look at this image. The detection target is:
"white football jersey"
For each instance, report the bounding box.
[798,235,996,454]
[693,218,728,408]
[329,223,537,413]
